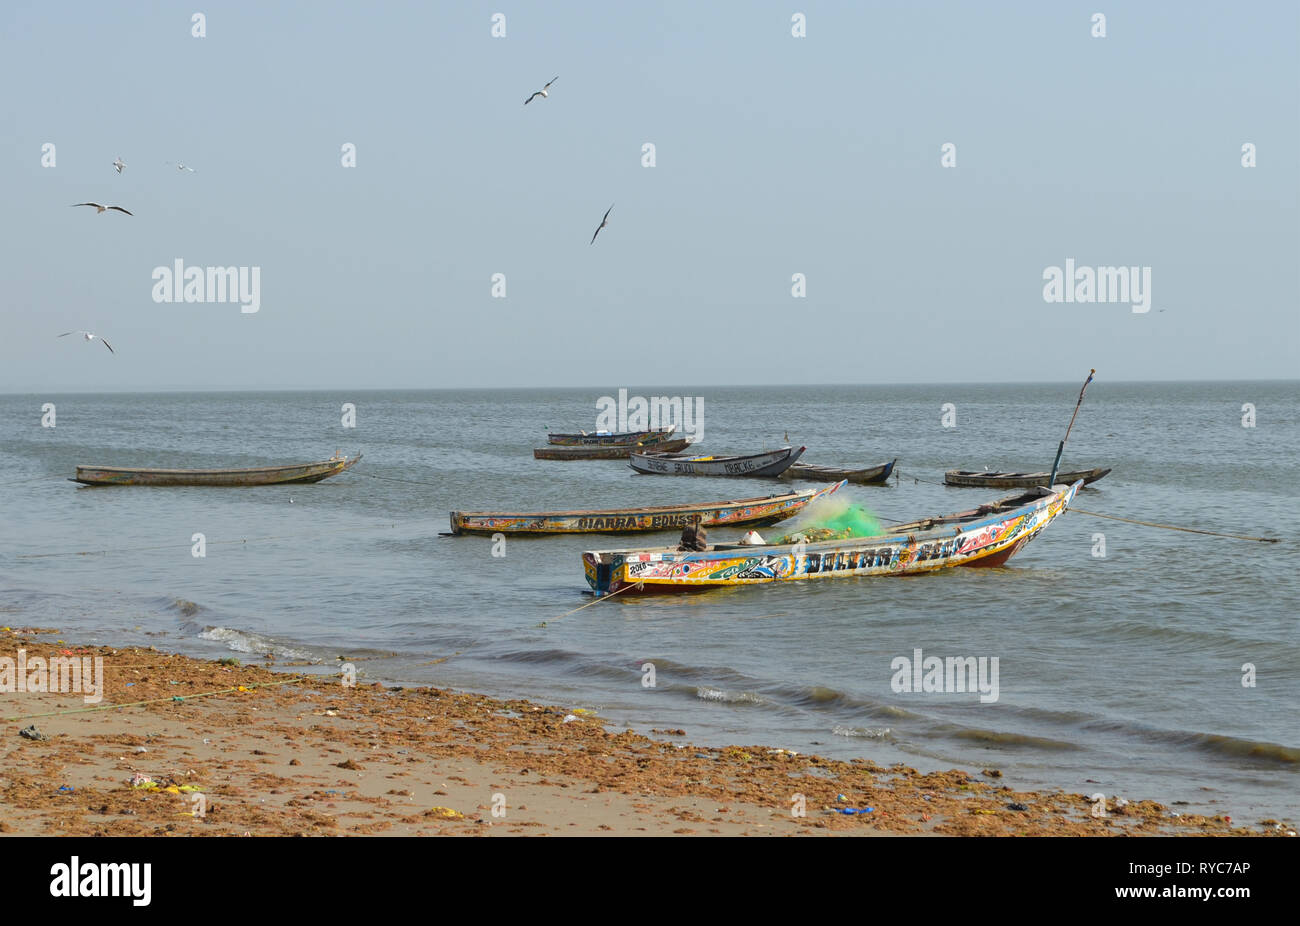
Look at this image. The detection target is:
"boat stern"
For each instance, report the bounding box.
[583,551,619,595]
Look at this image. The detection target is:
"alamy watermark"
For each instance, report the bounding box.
[1043,259,1151,313]
[595,388,704,442]
[152,260,261,313]
[1,649,104,704]
[890,648,999,703]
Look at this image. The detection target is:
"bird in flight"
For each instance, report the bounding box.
[525,76,558,105]
[590,204,613,245]
[112,157,126,174]
[71,203,133,215]
[166,161,197,172]
[58,331,115,354]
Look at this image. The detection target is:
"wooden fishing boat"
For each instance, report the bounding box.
[547,427,675,447]
[629,446,806,477]
[583,480,1082,594]
[450,481,843,535]
[534,437,691,460]
[782,458,896,485]
[944,466,1110,489]
[71,453,362,487]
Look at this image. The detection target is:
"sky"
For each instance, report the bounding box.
[1,0,1296,391]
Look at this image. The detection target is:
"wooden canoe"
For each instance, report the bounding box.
[944,466,1110,489]
[450,481,844,535]
[629,446,806,477]
[583,480,1082,594]
[534,437,692,460]
[782,458,896,485]
[547,427,675,447]
[71,454,362,487]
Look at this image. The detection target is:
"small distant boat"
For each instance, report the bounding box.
[71,453,362,487]
[629,446,806,478]
[535,436,691,460]
[944,467,1110,489]
[584,481,1082,594]
[782,458,896,485]
[547,426,675,447]
[450,481,843,535]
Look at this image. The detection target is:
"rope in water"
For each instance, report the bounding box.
[894,469,946,488]
[538,581,639,627]
[895,469,1282,543]
[344,469,448,490]
[2,674,310,723]
[1067,508,1281,543]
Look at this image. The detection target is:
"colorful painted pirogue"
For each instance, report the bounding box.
[782,458,896,485]
[944,467,1110,488]
[451,481,843,535]
[535,436,691,460]
[547,427,676,447]
[71,453,362,487]
[583,480,1081,594]
[629,446,805,477]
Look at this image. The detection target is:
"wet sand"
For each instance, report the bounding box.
[1,630,1287,837]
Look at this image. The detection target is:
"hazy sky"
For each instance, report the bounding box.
[2,1,1296,391]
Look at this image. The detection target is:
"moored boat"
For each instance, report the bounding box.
[547,427,675,447]
[71,453,362,487]
[782,458,896,485]
[450,481,843,535]
[944,466,1110,488]
[629,446,805,477]
[534,436,692,460]
[583,480,1082,594]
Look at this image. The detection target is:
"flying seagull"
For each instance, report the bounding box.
[525,76,558,105]
[71,203,133,215]
[112,157,126,174]
[166,161,197,172]
[590,203,613,245]
[58,331,115,354]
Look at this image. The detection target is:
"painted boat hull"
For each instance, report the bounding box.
[629,446,806,477]
[547,427,675,447]
[583,481,1081,594]
[450,481,843,535]
[782,458,896,485]
[944,466,1110,488]
[534,437,691,460]
[71,454,362,487]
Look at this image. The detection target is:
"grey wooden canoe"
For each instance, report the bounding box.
[71,453,362,487]
[547,426,675,447]
[943,466,1111,488]
[782,458,896,485]
[629,446,806,477]
[534,437,691,460]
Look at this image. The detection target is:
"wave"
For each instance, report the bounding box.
[696,686,765,705]
[198,626,317,663]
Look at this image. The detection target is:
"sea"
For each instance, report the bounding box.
[2,381,1297,823]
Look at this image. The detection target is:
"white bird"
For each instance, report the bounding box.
[58,331,115,354]
[524,76,558,105]
[112,157,126,174]
[71,202,133,215]
[590,203,613,245]
[166,161,197,172]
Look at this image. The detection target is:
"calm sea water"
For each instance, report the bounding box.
[2,382,1297,822]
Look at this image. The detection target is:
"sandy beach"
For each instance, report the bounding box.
[0,629,1288,837]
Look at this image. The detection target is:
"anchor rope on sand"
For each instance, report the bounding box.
[2,674,310,723]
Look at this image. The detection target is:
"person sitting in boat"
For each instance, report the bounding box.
[678,518,708,551]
